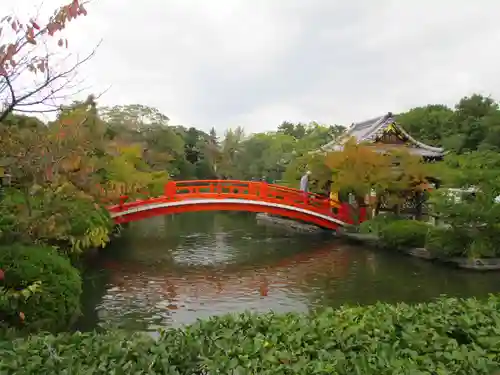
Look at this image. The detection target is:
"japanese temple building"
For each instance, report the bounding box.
[317,112,446,216]
[319,112,445,161]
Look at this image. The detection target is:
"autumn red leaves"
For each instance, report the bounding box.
[0,1,88,77]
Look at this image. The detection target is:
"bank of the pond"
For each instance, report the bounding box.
[2,295,500,374]
[339,231,500,271]
[342,216,500,271]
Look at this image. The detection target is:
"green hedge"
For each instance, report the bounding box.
[379,220,431,249]
[0,245,82,332]
[1,296,500,374]
[358,213,402,235]
[425,227,469,257]
[426,227,500,258]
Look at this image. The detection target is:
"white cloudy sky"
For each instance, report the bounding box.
[2,0,500,133]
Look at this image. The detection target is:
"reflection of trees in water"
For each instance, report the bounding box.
[305,248,500,308]
[87,212,358,329]
[100,244,351,314]
[92,211,500,330]
[75,259,112,331]
[106,212,328,268]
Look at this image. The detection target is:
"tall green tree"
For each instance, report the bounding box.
[99,104,185,176]
[396,105,454,148]
[218,127,245,178]
[396,94,500,153]
[453,94,500,152]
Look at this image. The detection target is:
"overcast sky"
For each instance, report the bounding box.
[2,0,500,133]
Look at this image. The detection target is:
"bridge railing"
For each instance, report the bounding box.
[165,180,341,211]
[109,180,363,226]
[111,180,356,224]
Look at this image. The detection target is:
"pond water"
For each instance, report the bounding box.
[78,212,500,332]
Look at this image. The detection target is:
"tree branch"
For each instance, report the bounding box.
[0,42,100,122]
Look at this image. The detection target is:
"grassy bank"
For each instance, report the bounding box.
[1,295,500,374]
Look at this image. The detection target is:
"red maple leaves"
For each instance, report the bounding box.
[0,0,89,77]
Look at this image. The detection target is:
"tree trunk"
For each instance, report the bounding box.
[414,191,423,221]
[375,194,382,216]
[394,202,401,216]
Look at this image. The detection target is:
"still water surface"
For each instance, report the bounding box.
[79,212,500,332]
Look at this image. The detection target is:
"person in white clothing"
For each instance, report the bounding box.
[300,171,312,203]
[300,171,311,192]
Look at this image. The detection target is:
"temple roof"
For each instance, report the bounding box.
[319,112,445,158]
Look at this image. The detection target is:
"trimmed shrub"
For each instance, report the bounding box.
[425,227,468,257]
[426,227,500,259]
[466,228,500,258]
[379,219,431,249]
[358,213,402,235]
[0,245,82,332]
[1,296,500,374]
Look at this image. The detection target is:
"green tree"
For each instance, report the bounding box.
[231,132,295,181]
[396,105,454,148]
[396,94,500,153]
[277,121,307,139]
[430,150,500,258]
[454,94,500,152]
[100,104,170,130]
[218,127,245,178]
[100,104,185,176]
[0,97,113,252]
[282,122,345,186]
[325,138,433,221]
[0,97,173,254]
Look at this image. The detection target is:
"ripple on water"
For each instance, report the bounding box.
[80,212,500,332]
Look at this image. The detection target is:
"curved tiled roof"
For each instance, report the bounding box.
[319,112,444,157]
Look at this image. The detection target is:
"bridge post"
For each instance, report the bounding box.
[164,181,177,198]
[259,181,268,198]
[119,195,128,207]
[248,181,257,196]
[358,206,367,223]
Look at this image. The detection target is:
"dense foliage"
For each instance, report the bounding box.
[425,226,471,258]
[378,220,431,250]
[358,213,402,235]
[0,99,170,254]
[0,245,82,332]
[358,217,430,250]
[330,94,500,258]
[396,94,500,153]
[1,295,500,374]
[427,151,500,258]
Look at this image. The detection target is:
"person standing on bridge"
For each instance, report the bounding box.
[300,170,312,203]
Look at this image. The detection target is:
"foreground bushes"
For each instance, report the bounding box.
[0,245,82,332]
[1,296,500,374]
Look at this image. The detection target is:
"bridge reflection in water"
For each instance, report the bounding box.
[79,212,500,332]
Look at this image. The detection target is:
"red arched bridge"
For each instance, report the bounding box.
[107,180,365,230]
